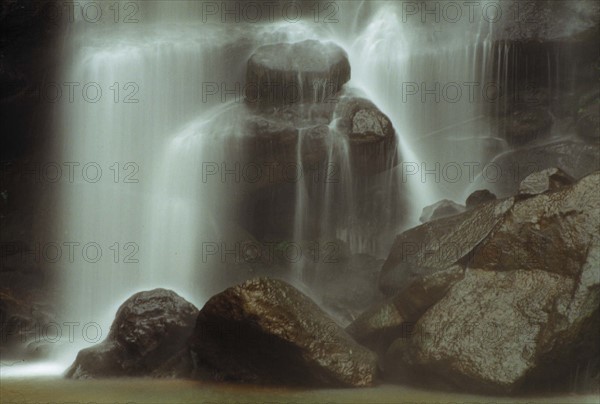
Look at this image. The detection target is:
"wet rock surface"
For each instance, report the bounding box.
[379,197,514,296]
[189,278,378,387]
[245,40,350,110]
[465,189,497,209]
[373,172,600,394]
[66,289,198,379]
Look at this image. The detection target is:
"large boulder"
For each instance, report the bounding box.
[333,96,398,175]
[65,289,198,379]
[347,265,464,353]
[379,197,514,296]
[189,277,378,387]
[245,40,350,109]
[470,172,599,278]
[381,172,600,394]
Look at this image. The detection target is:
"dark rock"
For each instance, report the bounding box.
[379,197,514,296]
[518,167,574,196]
[347,265,464,353]
[387,263,599,394]
[0,287,56,357]
[245,40,350,109]
[471,172,599,278]
[383,173,600,394]
[419,199,465,223]
[189,278,378,387]
[334,95,398,175]
[65,289,198,379]
[465,189,497,209]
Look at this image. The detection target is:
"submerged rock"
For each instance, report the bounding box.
[189,277,378,387]
[245,40,350,109]
[65,289,198,379]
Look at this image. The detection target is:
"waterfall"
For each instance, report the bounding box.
[52,0,502,362]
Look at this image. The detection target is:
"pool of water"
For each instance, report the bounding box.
[1,377,598,404]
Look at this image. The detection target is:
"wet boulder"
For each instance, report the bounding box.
[465,189,496,209]
[347,265,464,353]
[383,172,600,394]
[419,199,465,223]
[386,263,599,394]
[245,40,350,109]
[379,197,514,296]
[471,172,599,278]
[65,289,198,379]
[334,95,398,175]
[517,167,574,196]
[189,277,378,387]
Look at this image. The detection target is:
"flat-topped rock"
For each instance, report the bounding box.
[245,40,350,109]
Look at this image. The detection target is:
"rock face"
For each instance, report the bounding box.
[189,278,378,387]
[334,96,398,175]
[419,199,465,223]
[517,167,574,196]
[66,289,198,379]
[379,197,514,295]
[377,172,600,394]
[471,172,598,278]
[465,189,497,209]
[246,40,350,109]
[348,265,464,353]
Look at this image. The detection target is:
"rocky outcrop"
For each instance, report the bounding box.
[245,40,350,109]
[379,197,513,295]
[66,289,198,379]
[189,278,378,387]
[388,269,592,393]
[348,265,464,353]
[471,172,598,278]
[419,199,465,223]
[377,172,600,394]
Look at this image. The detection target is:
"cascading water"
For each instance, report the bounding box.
[52,0,504,364]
